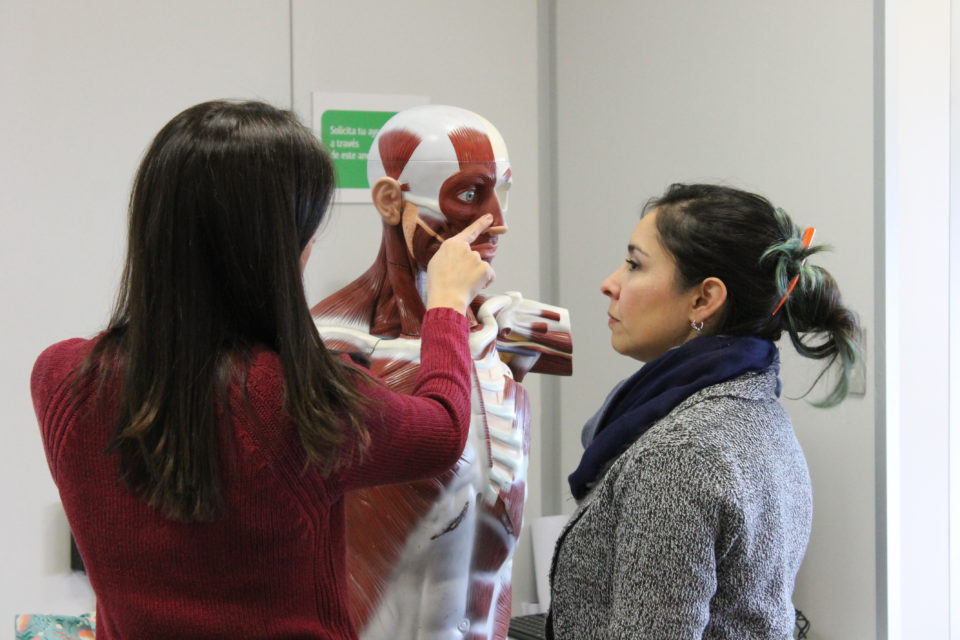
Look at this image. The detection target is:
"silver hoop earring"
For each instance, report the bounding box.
[691,320,704,333]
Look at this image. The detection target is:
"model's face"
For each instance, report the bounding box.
[409,161,510,270]
[369,106,512,272]
[600,210,697,362]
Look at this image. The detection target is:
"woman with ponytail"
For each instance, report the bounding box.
[31,100,494,640]
[548,183,861,639]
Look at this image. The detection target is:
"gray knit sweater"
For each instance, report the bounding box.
[548,368,812,639]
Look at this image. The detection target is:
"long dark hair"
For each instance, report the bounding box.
[84,100,370,521]
[647,183,861,406]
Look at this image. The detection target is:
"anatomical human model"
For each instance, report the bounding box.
[312,105,572,640]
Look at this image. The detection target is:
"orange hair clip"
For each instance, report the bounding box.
[771,226,816,316]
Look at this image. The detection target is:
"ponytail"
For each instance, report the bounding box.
[761,208,862,406]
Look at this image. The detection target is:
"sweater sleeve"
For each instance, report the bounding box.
[337,307,473,491]
[30,338,92,480]
[605,446,730,639]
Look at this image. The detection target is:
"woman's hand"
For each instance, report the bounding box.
[425,214,497,314]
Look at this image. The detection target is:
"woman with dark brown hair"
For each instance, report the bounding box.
[549,184,861,639]
[31,100,494,640]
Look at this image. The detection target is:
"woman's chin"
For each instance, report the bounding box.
[609,338,630,358]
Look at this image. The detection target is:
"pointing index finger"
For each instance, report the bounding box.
[453,214,494,245]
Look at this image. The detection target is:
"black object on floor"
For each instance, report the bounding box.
[508,613,546,640]
[795,608,810,639]
[70,533,85,573]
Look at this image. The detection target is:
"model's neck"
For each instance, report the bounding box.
[376,226,426,336]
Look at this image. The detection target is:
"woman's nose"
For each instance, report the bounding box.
[600,271,618,299]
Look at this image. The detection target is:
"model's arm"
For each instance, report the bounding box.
[606,446,731,639]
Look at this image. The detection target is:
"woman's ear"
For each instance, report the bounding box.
[371,177,404,226]
[691,277,727,325]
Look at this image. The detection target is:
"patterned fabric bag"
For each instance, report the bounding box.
[14,612,96,639]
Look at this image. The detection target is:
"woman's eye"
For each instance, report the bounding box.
[625,258,641,271]
[457,188,478,203]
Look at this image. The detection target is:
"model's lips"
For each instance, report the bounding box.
[607,313,619,327]
[471,242,498,260]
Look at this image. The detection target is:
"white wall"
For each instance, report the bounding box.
[882,0,952,637]
[0,0,291,624]
[0,0,548,620]
[553,2,878,638]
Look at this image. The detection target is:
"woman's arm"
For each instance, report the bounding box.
[336,307,473,490]
[606,446,729,638]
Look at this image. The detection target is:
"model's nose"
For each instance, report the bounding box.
[488,200,505,227]
[482,197,507,236]
[495,184,510,213]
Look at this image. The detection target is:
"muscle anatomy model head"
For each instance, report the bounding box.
[311,105,514,337]
[367,105,511,269]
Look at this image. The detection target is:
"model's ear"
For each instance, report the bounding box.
[690,277,728,327]
[371,177,404,226]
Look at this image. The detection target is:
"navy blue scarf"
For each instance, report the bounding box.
[568,335,779,501]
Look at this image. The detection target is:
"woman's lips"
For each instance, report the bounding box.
[607,314,619,327]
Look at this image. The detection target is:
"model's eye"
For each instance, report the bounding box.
[625,258,641,271]
[457,188,478,203]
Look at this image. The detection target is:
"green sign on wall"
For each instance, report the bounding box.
[319,110,397,190]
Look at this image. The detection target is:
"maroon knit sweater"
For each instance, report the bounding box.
[31,308,472,640]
